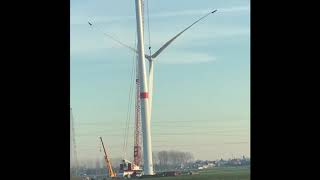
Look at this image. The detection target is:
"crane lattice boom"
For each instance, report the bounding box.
[99,137,116,177]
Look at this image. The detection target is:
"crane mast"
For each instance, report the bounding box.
[133,0,145,168]
[133,59,142,167]
[99,137,116,177]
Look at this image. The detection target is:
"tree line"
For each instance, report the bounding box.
[152,150,194,171]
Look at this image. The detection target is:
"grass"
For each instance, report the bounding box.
[71,166,250,180]
[142,166,250,180]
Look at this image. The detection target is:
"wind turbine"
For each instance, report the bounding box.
[88,9,217,119]
[88,7,217,175]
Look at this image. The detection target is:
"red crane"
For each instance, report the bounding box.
[133,60,142,167]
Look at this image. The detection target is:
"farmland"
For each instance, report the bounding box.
[142,166,250,180]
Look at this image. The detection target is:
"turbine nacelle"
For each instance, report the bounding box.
[145,55,152,62]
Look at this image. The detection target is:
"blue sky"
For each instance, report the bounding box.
[71,0,250,164]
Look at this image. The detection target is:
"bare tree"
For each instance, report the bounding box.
[152,152,158,165]
[157,151,169,169]
[155,150,194,170]
[185,152,194,163]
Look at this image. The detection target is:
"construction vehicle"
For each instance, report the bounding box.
[99,137,116,178]
[118,159,143,178]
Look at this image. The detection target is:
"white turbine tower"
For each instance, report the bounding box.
[134,0,154,175]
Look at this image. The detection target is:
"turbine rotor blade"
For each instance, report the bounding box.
[102,33,138,54]
[148,60,154,119]
[151,10,217,59]
[88,21,138,54]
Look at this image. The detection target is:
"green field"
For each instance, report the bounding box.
[144,167,250,180]
[71,166,250,180]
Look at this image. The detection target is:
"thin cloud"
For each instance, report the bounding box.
[150,6,249,18]
[218,6,250,13]
[71,5,250,25]
[156,51,216,64]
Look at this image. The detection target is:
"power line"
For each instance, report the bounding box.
[75,142,249,150]
[99,141,249,146]
[76,119,249,125]
[79,134,249,138]
[74,128,249,136]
